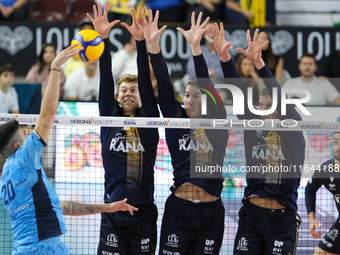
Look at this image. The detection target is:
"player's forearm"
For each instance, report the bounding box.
[308,211,316,221]
[147,41,161,54]
[39,68,60,121]
[61,201,109,216]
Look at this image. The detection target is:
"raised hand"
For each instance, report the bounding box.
[51,44,84,69]
[236,28,269,69]
[87,3,120,39]
[177,12,210,48]
[142,9,167,54]
[121,6,145,41]
[210,22,233,62]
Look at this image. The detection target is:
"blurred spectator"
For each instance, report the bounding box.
[0,0,28,20]
[319,46,340,92]
[63,17,94,78]
[283,53,340,106]
[102,0,135,22]
[235,54,265,106]
[224,0,253,24]
[184,0,223,28]
[257,29,286,85]
[146,0,185,22]
[111,35,137,84]
[266,0,276,25]
[186,21,224,80]
[0,62,19,113]
[175,20,227,102]
[25,43,66,98]
[63,59,100,101]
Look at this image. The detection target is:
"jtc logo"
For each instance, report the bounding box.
[105,233,118,247]
[168,234,178,243]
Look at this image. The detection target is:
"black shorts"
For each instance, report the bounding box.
[97,203,158,255]
[234,200,301,255]
[318,217,340,254]
[159,193,225,255]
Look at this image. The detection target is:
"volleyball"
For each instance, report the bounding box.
[71,29,104,62]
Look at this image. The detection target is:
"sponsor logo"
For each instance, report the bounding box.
[124,119,136,125]
[329,176,336,191]
[327,229,339,241]
[252,144,285,161]
[146,120,170,126]
[0,116,37,124]
[204,239,215,254]
[166,234,179,248]
[141,238,150,252]
[162,250,181,255]
[109,133,145,153]
[199,121,212,127]
[178,133,213,152]
[272,240,284,254]
[105,233,118,248]
[70,118,94,124]
[300,123,340,130]
[335,194,340,204]
[102,252,120,255]
[236,237,248,251]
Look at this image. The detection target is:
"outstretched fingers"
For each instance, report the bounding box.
[196,11,203,26]
[200,16,210,29]
[253,28,259,42]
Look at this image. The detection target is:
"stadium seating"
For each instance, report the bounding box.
[67,0,96,23]
[30,0,67,22]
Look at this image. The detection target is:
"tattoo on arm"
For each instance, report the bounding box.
[42,124,50,129]
[61,201,101,215]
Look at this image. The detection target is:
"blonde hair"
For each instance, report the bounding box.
[117,74,138,90]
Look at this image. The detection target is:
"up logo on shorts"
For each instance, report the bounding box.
[105,233,118,247]
[204,239,215,254]
[166,233,179,248]
[273,240,284,254]
[141,238,150,252]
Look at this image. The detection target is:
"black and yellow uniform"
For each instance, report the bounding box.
[97,39,159,255]
[150,51,228,255]
[305,159,340,254]
[221,60,304,255]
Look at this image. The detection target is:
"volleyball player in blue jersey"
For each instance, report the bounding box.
[305,132,340,255]
[141,10,228,254]
[0,45,137,255]
[87,4,159,254]
[211,24,305,254]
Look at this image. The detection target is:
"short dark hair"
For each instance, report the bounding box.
[299,52,316,64]
[0,62,15,75]
[0,120,20,155]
